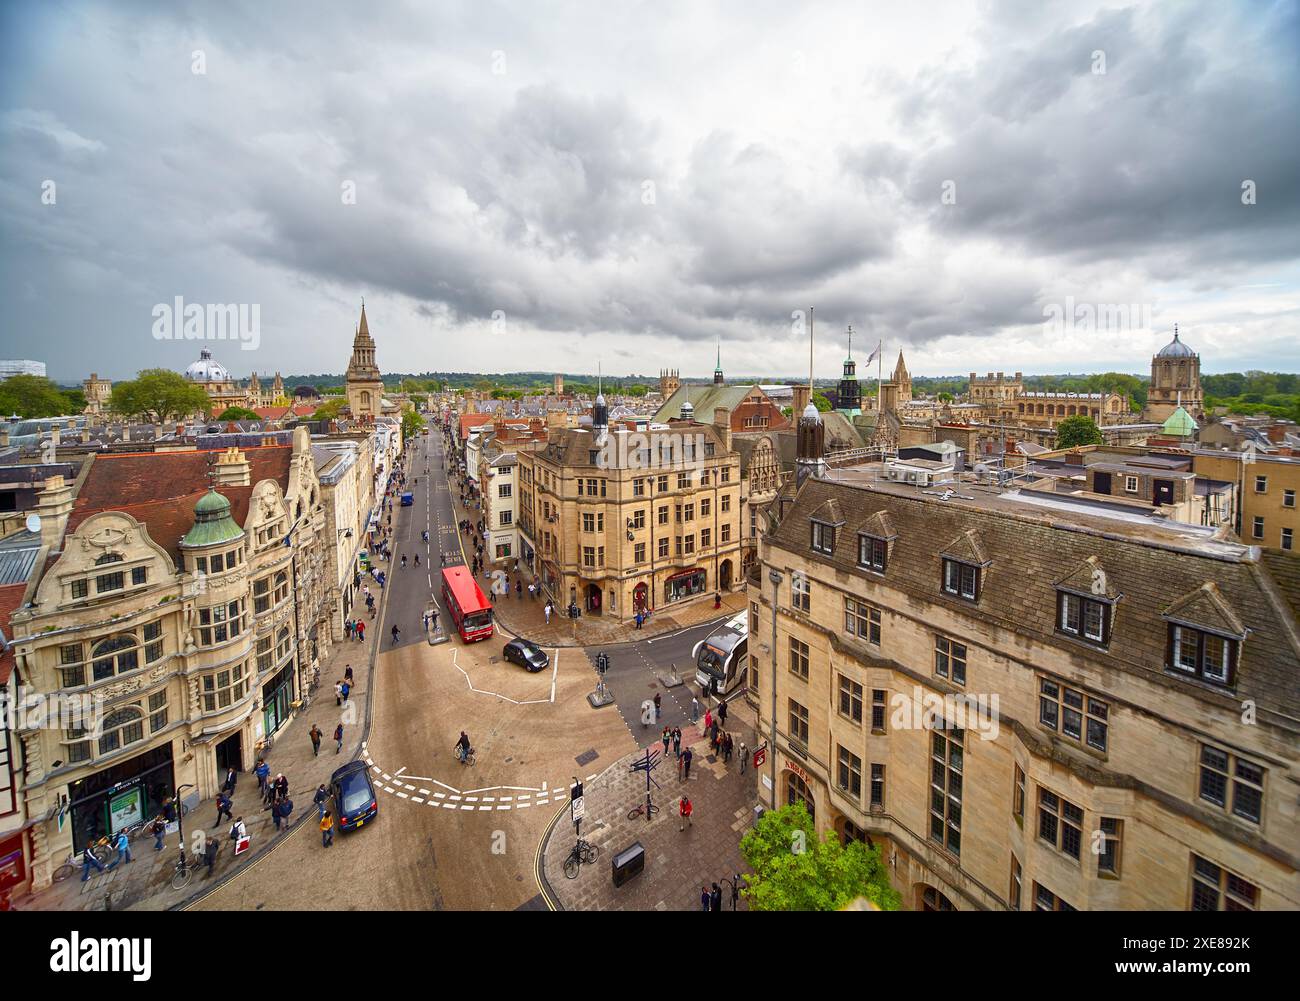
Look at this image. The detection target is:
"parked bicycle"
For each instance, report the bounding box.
[170,848,195,890]
[627,800,660,821]
[51,837,111,882]
[562,838,599,879]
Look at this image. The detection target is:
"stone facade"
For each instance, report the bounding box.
[751,474,1299,911]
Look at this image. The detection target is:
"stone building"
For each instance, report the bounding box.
[4,428,333,891]
[968,372,1023,413]
[345,304,385,422]
[81,374,112,416]
[516,402,743,621]
[750,470,1299,910]
[1145,327,1204,424]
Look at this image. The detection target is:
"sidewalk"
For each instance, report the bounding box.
[540,714,760,910]
[20,591,382,912]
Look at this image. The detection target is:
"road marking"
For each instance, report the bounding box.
[449,648,557,705]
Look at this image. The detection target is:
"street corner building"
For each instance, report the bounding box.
[0,427,347,893]
[749,463,1300,911]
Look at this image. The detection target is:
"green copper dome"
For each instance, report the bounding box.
[1162,405,1198,438]
[181,488,245,548]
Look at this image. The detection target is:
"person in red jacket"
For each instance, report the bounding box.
[679,795,693,832]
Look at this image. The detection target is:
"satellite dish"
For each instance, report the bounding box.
[25,513,41,533]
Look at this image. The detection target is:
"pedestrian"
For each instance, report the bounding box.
[335,722,344,754]
[690,696,699,722]
[80,843,107,882]
[710,882,722,911]
[740,742,748,774]
[679,795,693,831]
[309,724,322,756]
[222,765,238,794]
[213,790,233,828]
[344,665,353,686]
[255,758,270,794]
[313,783,329,819]
[320,810,334,848]
[202,836,219,876]
[711,720,720,748]
[515,579,522,600]
[335,681,343,706]
[391,624,400,645]
[718,698,727,727]
[683,746,693,780]
[356,621,365,642]
[701,886,710,912]
[275,773,289,802]
[678,750,685,780]
[278,796,293,830]
[230,816,247,845]
[341,680,351,704]
[635,610,643,630]
[661,726,671,758]
[704,708,713,734]
[544,602,552,625]
[151,814,166,851]
[724,732,733,763]
[672,727,682,757]
[107,829,133,869]
[654,692,662,721]
[267,796,283,832]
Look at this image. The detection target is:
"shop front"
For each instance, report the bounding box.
[66,743,176,853]
[0,832,26,894]
[261,663,295,737]
[664,567,707,604]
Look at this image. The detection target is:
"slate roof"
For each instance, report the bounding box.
[770,476,1300,719]
[59,446,293,569]
[653,384,756,423]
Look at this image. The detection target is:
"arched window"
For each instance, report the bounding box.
[91,634,139,682]
[922,886,955,911]
[786,772,815,821]
[94,552,124,566]
[98,705,144,755]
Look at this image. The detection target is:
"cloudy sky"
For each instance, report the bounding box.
[1,0,1296,383]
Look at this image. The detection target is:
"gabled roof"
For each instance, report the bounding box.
[809,498,846,527]
[1163,582,1247,639]
[653,384,762,423]
[939,529,990,567]
[1055,555,1120,600]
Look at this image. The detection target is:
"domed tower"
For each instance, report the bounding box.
[1145,325,1203,423]
[796,306,826,486]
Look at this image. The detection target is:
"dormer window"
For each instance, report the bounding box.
[811,521,835,555]
[942,559,980,601]
[1057,592,1110,645]
[858,534,887,573]
[1168,625,1237,687]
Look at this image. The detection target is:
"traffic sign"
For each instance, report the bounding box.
[571,796,585,822]
[753,746,766,768]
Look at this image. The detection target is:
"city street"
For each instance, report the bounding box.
[192,421,751,910]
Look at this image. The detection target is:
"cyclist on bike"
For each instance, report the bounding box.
[456,731,471,764]
[401,554,407,569]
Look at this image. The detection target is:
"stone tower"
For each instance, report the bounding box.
[1144,326,1203,423]
[660,368,680,399]
[345,303,384,422]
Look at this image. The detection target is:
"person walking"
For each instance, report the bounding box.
[724,732,733,763]
[202,836,219,877]
[683,746,693,781]
[710,882,723,911]
[356,620,365,643]
[335,722,344,754]
[341,680,351,705]
[700,886,710,912]
[690,696,699,723]
[213,790,233,828]
[267,796,283,832]
[222,766,238,794]
[344,665,354,687]
[313,783,329,818]
[255,758,270,795]
[275,773,289,802]
[335,680,344,706]
[277,795,293,832]
[654,692,662,722]
[672,727,682,758]
[80,843,107,882]
[718,698,728,727]
[391,624,400,646]
[320,810,334,848]
[661,726,671,758]
[309,724,322,756]
[679,795,693,831]
[107,829,133,869]
[704,708,713,735]
[740,742,748,774]
[150,814,167,852]
[544,602,552,625]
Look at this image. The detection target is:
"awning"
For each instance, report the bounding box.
[665,567,702,582]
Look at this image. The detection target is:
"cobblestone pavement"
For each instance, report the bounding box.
[20,592,384,912]
[541,706,760,911]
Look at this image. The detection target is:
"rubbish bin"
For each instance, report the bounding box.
[611,841,646,887]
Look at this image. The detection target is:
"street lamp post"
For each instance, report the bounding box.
[767,568,783,810]
[176,783,195,859]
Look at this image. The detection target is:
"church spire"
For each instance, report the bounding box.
[713,337,724,385]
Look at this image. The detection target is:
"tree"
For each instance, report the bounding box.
[311,397,347,421]
[400,409,424,439]
[811,392,832,412]
[937,391,954,403]
[740,803,900,911]
[109,369,211,422]
[0,375,80,418]
[216,406,261,421]
[1055,414,1103,450]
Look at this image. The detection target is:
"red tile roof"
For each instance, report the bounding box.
[0,582,27,685]
[459,413,495,442]
[63,446,294,568]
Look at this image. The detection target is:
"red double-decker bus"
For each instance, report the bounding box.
[440,566,494,642]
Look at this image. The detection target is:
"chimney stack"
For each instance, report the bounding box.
[792,385,810,414]
[213,446,252,487]
[713,407,731,450]
[35,475,75,549]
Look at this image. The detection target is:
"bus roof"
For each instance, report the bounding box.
[441,565,491,613]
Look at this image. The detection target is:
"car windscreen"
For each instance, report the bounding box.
[339,775,373,813]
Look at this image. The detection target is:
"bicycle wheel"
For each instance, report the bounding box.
[563,855,580,880]
[627,806,643,820]
[581,843,599,864]
[170,864,193,891]
[52,863,76,883]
